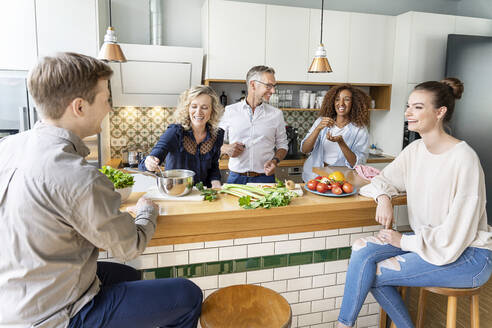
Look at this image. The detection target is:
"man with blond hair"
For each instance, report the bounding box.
[0,52,202,328]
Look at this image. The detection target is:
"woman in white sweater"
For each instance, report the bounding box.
[337,78,492,328]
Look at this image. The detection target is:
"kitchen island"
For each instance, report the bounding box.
[122,190,406,247]
[108,171,406,328]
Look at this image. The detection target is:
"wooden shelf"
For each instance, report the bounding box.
[204,79,391,111]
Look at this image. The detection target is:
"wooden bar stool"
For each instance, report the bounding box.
[415,286,481,328]
[200,284,291,328]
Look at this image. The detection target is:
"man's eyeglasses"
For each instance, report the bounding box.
[254,80,276,90]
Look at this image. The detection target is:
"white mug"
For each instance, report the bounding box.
[301,92,310,109]
[309,93,316,109]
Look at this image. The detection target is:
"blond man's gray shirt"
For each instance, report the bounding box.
[0,122,157,328]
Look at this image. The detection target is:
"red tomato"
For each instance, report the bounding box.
[315,176,323,180]
[332,186,343,195]
[342,182,354,193]
[330,180,342,189]
[316,182,329,193]
[307,180,318,191]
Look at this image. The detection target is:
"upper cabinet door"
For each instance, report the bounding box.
[36,0,99,58]
[206,0,266,80]
[407,12,455,83]
[348,13,395,84]
[455,16,492,36]
[265,5,309,82]
[308,10,350,83]
[0,1,37,70]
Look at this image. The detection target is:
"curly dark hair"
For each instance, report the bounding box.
[319,84,370,127]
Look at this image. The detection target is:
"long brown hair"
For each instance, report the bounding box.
[319,84,370,127]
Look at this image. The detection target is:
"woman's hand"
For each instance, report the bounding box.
[316,117,335,131]
[377,229,402,248]
[375,195,393,229]
[211,180,221,189]
[144,156,160,172]
[326,132,344,143]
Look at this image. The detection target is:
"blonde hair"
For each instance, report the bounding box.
[27,52,113,120]
[173,85,224,130]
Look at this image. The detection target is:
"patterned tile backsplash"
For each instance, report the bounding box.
[110,107,318,158]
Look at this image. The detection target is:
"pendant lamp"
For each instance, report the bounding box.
[308,0,332,73]
[98,0,126,62]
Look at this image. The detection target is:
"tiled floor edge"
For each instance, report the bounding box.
[143,246,352,279]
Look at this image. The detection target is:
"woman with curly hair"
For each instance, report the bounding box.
[139,85,224,188]
[300,84,371,182]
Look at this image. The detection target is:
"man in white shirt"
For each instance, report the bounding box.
[219,65,288,183]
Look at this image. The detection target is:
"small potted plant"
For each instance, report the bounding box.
[99,166,135,202]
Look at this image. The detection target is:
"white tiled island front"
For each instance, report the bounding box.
[102,187,405,328]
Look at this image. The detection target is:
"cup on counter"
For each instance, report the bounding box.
[309,93,316,109]
[300,92,310,109]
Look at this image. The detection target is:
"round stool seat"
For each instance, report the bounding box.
[200,284,291,328]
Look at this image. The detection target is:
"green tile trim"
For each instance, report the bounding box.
[147,246,353,279]
[206,261,233,275]
[235,257,261,272]
[338,247,352,260]
[262,254,288,269]
[313,249,338,263]
[176,263,205,278]
[288,251,313,266]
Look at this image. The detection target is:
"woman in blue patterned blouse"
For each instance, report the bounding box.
[139,85,224,188]
[301,84,370,182]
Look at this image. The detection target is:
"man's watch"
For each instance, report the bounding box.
[272,157,281,165]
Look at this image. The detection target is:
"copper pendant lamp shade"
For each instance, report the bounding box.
[98,1,126,63]
[308,0,332,73]
[308,43,332,73]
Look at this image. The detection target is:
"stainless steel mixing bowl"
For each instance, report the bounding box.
[156,169,195,197]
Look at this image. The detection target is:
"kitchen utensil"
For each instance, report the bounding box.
[285,126,301,159]
[156,169,195,197]
[128,150,141,167]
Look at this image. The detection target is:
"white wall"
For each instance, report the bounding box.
[112,0,150,44]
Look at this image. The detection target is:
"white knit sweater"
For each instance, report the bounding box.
[360,139,492,265]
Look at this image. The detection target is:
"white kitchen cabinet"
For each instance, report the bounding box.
[307,10,350,83]
[202,0,266,80]
[348,13,395,84]
[36,0,102,58]
[0,1,37,70]
[455,16,492,36]
[407,12,455,83]
[265,5,310,82]
[110,43,203,107]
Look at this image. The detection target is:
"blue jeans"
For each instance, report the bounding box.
[69,262,202,328]
[338,236,492,327]
[227,171,275,184]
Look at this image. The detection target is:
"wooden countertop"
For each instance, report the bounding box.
[122,179,405,246]
[218,154,394,170]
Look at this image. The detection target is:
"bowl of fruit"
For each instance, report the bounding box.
[304,171,356,197]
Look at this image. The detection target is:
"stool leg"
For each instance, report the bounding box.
[471,294,480,328]
[379,307,387,328]
[446,296,457,328]
[416,288,427,328]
